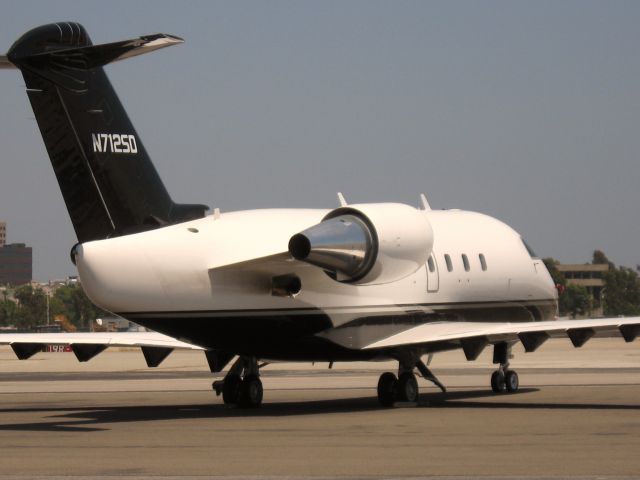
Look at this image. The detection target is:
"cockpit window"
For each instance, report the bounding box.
[522,238,538,258]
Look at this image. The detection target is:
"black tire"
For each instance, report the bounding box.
[377,372,397,407]
[396,372,419,403]
[222,373,242,404]
[505,370,519,392]
[491,370,506,393]
[239,374,263,408]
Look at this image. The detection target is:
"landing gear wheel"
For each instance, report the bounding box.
[396,372,419,403]
[490,370,506,393]
[377,372,397,407]
[505,370,519,392]
[239,374,263,408]
[222,373,242,404]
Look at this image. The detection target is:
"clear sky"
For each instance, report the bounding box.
[1,1,639,281]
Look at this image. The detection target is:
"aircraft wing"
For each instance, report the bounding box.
[0,331,203,367]
[362,317,640,359]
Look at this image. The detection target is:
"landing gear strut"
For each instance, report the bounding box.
[490,342,519,393]
[213,356,264,408]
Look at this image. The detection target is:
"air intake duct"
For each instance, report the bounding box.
[288,203,434,285]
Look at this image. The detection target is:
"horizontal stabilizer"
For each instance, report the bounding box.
[8,33,183,70]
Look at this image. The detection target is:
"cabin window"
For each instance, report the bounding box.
[462,254,470,272]
[427,256,436,273]
[479,253,487,271]
[444,254,453,272]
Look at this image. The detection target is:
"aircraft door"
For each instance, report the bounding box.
[426,253,439,292]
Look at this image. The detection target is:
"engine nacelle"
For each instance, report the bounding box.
[288,203,433,285]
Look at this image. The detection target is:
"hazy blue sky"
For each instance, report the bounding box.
[1,1,639,280]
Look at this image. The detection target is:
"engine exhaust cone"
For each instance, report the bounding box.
[288,234,311,260]
[288,214,376,282]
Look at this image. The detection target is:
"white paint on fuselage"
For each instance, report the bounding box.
[76,207,557,319]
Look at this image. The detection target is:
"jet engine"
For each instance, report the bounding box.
[288,203,433,284]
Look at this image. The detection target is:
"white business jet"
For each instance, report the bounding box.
[1,23,638,408]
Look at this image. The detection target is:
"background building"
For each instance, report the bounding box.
[556,263,608,317]
[0,222,32,286]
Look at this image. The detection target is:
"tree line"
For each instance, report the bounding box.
[544,250,640,318]
[0,283,109,331]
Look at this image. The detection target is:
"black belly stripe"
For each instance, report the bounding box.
[120,299,557,361]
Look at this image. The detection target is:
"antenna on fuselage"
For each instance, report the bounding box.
[337,192,348,207]
[419,193,432,211]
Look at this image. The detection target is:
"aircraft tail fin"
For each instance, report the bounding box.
[4,23,207,243]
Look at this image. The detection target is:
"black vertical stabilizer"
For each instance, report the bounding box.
[5,23,207,243]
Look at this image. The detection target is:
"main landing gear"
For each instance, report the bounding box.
[376,357,446,407]
[212,356,264,408]
[490,342,519,393]
[377,343,521,406]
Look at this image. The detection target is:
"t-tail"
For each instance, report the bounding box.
[1,23,208,243]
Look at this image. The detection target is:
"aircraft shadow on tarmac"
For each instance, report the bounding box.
[0,388,639,432]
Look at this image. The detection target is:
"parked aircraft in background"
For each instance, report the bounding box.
[1,23,639,408]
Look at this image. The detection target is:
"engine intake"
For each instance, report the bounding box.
[289,203,433,285]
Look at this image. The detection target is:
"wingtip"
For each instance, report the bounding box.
[143,33,185,45]
[167,34,185,44]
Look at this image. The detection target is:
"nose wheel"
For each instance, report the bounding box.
[490,342,519,393]
[491,369,519,393]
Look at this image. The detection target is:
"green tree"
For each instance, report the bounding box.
[589,250,640,316]
[0,298,17,326]
[13,284,47,328]
[52,284,109,330]
[603,267,640,316]
[542,257,570,315]
[560,284,589,319]
[592,250,612,266]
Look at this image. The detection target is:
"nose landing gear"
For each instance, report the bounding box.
[491,342,519,393]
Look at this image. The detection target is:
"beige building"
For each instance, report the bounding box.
[556,263,609,317]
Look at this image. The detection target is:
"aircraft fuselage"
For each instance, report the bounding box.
[76,207,558,360]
